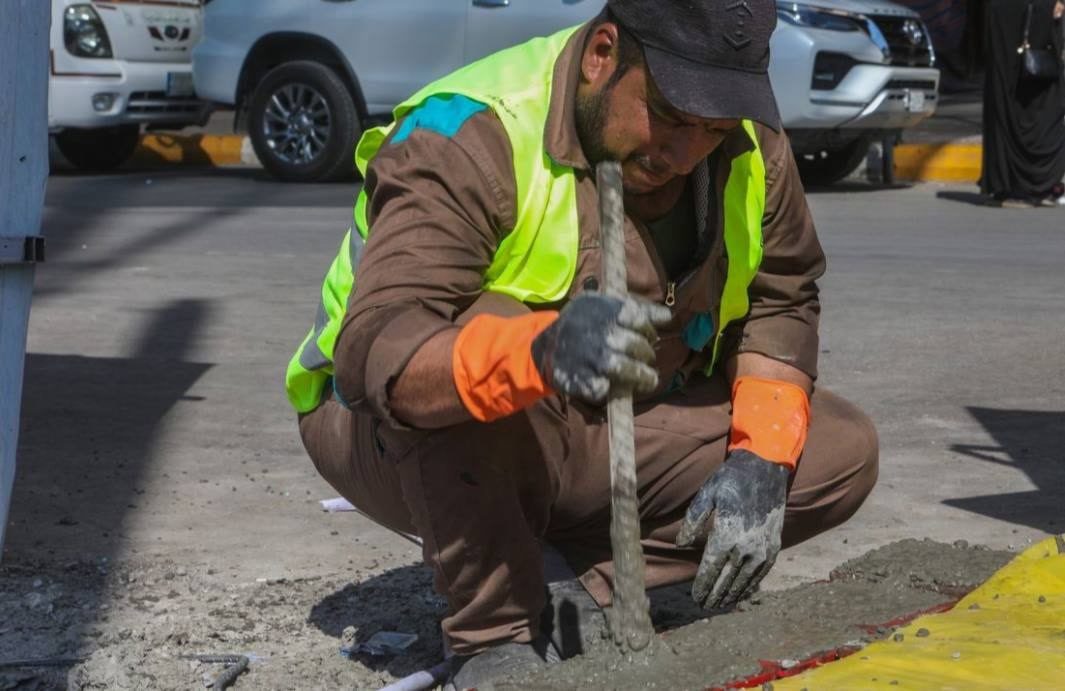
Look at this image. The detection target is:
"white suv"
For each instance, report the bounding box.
[50,0,211,171]
[193,0,938,184]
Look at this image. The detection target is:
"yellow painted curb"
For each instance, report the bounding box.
[775,534,1065,690]
[125,134,984,183]
[131,133,248,167]
[894,143,982,183]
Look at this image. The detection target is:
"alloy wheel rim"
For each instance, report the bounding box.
[262,83,332,166]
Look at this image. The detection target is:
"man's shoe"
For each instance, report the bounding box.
[447,637,555,691]
[1000,197,1036,209]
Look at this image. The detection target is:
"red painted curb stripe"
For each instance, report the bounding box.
[708,599,960,690]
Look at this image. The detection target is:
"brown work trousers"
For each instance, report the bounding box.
[299,364,878,656]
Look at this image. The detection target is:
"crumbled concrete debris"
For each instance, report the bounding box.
[0,540,1014,690]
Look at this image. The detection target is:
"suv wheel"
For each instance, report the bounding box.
[794,137,871,186]
[56,125,141,171]
[248,61,360,182]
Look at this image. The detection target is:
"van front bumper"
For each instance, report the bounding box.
[50,59,211,131]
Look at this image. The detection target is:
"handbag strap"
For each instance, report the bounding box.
[1022,0,1034,50]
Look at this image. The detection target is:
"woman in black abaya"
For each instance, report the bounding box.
[981,0,1065,207]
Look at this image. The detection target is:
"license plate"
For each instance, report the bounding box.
[907,90,926,113]
[166,72,195,98]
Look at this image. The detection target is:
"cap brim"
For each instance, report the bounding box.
[643,45,782,132]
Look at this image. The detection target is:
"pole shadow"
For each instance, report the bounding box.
[4,299,212,670]
[944,407,1065,533]
[935,190,996,207]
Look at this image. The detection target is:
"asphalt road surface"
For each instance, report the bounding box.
[16,167,1065,582]
[4,168,1063,685]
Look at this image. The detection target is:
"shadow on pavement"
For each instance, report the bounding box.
[49,164,275,182]
[308,563,446,678]
[803,181,913,195]
[935,190,993,207]
[6,299,212,659]
[305,562,709,679]
[647,581,709,632]
[944,407,1065,533]
[35,168,352,303]
[44,168,358,211]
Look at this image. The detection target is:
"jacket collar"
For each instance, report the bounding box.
[544,24,593,171]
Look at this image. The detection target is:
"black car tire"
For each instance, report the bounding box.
[794,137,872,186]
[247,61,360,182]
[55,125,141,171]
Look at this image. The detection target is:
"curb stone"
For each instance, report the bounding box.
[893,143,982,183]
[129,133,258,167]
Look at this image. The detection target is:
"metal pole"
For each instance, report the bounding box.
[0,0,50,557]
[597,161,655,654]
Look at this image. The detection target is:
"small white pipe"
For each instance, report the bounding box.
[376,660,452,691]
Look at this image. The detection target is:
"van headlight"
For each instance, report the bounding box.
[64,5,113,59]
[777,3,863,32]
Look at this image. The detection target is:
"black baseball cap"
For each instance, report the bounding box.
[607,0,781,131]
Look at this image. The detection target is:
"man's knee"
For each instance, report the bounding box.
[298,399,352,484]
[837,404,879,509]
[784,392,879,545]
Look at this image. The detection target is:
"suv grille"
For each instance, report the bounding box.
[870,16,935,67]
[126,91,203,115]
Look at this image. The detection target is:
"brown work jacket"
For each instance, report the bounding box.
[333,26,826,428]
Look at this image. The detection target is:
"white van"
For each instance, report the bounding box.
[50,0,211,170]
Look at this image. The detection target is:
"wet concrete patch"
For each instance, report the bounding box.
[501,540,1013,690]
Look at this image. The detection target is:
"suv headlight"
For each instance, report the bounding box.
[64,5,113,59]
[777,3,863,32]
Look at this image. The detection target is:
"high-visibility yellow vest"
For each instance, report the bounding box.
[285,26,766,413]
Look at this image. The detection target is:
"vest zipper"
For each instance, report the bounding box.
[665,282,676,307]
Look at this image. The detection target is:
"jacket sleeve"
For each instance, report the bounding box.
[724,126,826,380]
[331,108,517,424]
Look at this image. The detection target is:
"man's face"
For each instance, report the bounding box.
[577,31,740,195]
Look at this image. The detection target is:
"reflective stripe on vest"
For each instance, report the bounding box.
[285,26,766,413]
[712,119,765,371]
[284,230,365,412]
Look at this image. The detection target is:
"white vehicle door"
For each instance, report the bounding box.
[464,0,603,64]
[329,0,468,111]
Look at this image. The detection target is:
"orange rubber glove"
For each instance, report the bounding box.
[451,311,559,422]
[728,375,811,470]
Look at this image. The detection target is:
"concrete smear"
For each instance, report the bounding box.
[500,539,1012,690]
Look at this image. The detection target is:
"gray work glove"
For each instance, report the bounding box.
[531,293,671,406]
[676,449,790,610]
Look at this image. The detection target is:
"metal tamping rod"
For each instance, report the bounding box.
[597,160,655,654]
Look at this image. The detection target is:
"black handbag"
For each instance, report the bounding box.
[1018,0,1061,81]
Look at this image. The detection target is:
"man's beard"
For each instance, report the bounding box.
[575,73,660,191]
[575,82,616,167]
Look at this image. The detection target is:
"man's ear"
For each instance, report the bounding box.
[580,22,620,85]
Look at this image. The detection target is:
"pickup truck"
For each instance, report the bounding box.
[193,0,939,184]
